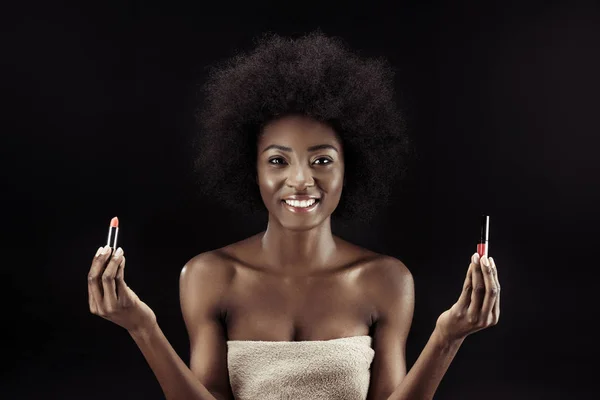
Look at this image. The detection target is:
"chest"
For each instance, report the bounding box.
[223,266,375,341]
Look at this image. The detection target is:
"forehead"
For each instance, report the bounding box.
[258,115,340,147]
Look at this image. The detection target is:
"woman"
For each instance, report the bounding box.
[87,31,501,400]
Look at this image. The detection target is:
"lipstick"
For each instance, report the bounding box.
[107,216,119,252]
[477,214,490,258]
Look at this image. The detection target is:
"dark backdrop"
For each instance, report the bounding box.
[2,0,597,398]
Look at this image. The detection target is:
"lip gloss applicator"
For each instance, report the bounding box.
[477,214,490,259]
[107,216,119,253]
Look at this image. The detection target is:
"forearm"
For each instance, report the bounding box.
[129,323,217,400]
[387,326,465,400]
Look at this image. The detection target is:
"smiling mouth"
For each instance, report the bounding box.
[281,199,321,213]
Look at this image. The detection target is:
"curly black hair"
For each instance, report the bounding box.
[191,30,416,223]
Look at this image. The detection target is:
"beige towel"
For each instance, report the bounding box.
[227,335,375,400]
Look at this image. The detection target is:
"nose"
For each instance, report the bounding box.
[286,163,315,189]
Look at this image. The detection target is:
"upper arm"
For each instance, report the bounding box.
[180,252,234,400]
[366,257,415,400]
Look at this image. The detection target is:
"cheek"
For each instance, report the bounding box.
[329,173,344,191]
[257,171,280,199]
[259,173,277,189]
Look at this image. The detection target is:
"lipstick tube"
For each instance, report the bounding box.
[477,214,489,258]
[106,216,119,252]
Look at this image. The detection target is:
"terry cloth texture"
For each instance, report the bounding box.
[227,335,375,400]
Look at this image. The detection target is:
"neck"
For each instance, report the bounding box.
[260,218,337,273]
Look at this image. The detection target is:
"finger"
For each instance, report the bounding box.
[88,279,98,314]
[479,255,499,324]
[467,253,485,323]
[456,262,473,309]
[88,245,111,307]
[116,256,128,303]
[490,257,500,322]
[116,255,125,281]
[102,247,123,311]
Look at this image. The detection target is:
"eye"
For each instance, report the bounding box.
[314,157,332,165]
[268,157,287,165]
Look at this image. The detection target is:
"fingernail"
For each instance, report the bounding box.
[95,247,103,257]
[115,247,123,257]
[102,245,111,255]
[473,253,480,263]
[482,256,489,267]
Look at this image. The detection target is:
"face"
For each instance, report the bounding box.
[256,114,345,228]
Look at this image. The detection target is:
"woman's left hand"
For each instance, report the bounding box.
[435,253,501,343]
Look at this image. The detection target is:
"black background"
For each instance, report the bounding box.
[2,0,598,398]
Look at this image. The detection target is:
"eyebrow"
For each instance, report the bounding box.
[261,144,339,154]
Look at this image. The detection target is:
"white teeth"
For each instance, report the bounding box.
[284,199,317,208]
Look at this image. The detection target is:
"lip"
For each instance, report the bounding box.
[281,198,320,213]
[281,195,321,201]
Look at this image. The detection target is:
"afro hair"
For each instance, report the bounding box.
[191,30,416,223]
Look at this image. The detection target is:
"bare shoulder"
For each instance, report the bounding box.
[376,255,413,292]
[373,254,412,280]
[337,236,413,294]
[341,236,411,280]
[181,250,231,283]
[360,252,414,316]
[179,250,235,316]
[332,236,412,282]
[180,232,261,283]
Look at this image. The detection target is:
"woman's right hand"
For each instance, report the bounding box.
[88,245,157,335]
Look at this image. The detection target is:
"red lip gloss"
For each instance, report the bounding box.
[107,216,119,252]
[477,214,490,258]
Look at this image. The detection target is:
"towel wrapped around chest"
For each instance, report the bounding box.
[227,335,375,400]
